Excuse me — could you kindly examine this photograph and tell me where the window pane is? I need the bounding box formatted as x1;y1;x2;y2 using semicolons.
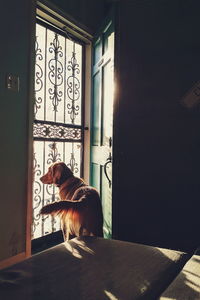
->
35;23;45;120
94;38;102;65
35;23;83;125
102;60;114;146
33;20;84;240
32;140;82;239
65;40;82;125
92;71;100;146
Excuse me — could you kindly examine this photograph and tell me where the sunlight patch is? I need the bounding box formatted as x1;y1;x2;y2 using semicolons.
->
104;290;119;300
159;297;175;300
64;239;94;259
64;242;83;259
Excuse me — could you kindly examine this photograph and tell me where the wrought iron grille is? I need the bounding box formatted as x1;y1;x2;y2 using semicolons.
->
32;20;84;240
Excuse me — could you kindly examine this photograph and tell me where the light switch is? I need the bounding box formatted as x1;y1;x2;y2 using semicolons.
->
6;74;19;92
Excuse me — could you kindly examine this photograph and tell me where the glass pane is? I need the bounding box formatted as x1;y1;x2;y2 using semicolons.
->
45;30;64;122
94;38;102;65
65;40;82;125
104;25;114;55
33;21;84;240
92;71;100;146
32;140;81;239
35;23;46;120
34;23;83;126
102;60;114;146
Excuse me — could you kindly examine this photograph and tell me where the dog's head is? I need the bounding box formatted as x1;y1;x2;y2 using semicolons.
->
40;162;73;186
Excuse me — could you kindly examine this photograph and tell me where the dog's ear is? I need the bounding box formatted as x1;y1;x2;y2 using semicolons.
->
52;163;63;185
52;162;73;185
59;163;73;183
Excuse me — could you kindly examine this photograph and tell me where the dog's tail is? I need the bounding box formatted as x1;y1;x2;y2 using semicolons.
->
40;200;84;216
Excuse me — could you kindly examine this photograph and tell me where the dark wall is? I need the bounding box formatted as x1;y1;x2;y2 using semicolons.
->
113;0;200;252
0;0;34;261
50;0;107;33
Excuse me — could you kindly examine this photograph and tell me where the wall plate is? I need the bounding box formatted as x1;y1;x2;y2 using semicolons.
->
6;74;19;92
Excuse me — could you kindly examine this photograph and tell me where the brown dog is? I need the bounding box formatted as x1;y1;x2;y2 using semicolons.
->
40;162;103;241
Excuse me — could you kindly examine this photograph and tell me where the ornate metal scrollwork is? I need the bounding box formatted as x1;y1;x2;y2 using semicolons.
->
33;122;82;141
47;142;61;164
67;148;79;174
34;36;43;117
32;153;42;235
45;142;61;198
32;22;83;240
48;33;63;112
67;43;80;124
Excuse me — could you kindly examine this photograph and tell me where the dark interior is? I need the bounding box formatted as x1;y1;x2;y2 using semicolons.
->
1;0;200;264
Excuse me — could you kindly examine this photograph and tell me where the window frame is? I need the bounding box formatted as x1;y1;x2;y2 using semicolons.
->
29;0;93;254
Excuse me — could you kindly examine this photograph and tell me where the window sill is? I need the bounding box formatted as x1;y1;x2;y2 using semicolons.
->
31;230;64;254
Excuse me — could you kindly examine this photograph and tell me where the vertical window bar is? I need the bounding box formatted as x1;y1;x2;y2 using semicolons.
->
42;140;45;237
72;42;75;124
63;142;65;163
80;43;85;177
44;27;47;121
64;37;66;124
54;33;58;123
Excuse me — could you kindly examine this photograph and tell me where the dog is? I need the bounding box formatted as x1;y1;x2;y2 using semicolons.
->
40;162;103;241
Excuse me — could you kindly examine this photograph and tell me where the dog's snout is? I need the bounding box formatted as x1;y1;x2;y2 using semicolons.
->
39;172;53;184
40;174;48;183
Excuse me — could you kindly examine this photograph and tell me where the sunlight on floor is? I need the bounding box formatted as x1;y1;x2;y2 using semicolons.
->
64;239;95;259
183;256;200;293
185;279;200;293
104;290;119;300
160;297;175;300
64;242;83;259
158;248;184;260
139;279;150;294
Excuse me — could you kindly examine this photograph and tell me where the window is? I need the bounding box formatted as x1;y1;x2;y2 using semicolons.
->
32;18;85;240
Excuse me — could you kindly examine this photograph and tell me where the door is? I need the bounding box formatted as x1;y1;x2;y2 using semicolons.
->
90;20;115;238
